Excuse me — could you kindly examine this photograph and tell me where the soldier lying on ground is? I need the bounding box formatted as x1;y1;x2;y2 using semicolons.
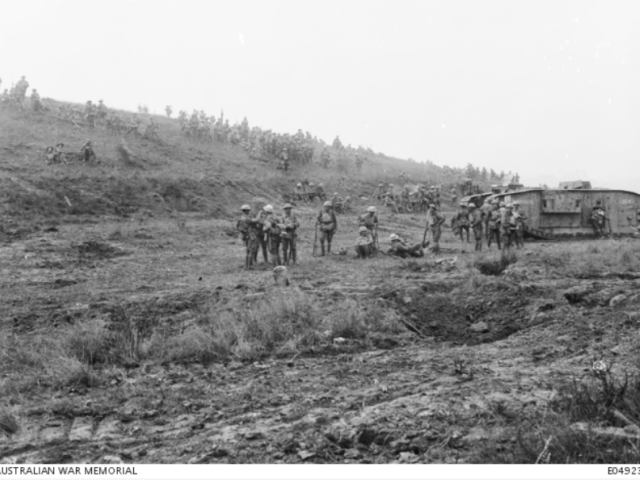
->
386;234;426;258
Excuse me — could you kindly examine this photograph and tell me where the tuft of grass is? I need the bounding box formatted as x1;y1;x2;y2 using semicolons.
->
475;363;640;463
0;408;20;436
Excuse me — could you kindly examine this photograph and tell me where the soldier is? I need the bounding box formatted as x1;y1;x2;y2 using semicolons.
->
80;140;96;162
374;183;384;202
126;114;141;136
96;100;107;123
236;205;258;268
44;146;55;164
426;204;446;253
387;233;425;258
31;89;42;112
253;205;272;264
316;201;337;256
294;182;304;202
453;202;470;243
450;186;458;207
331;192;344;213
280;147;289;173
146;117;159;140
280;204;299;265
355;154;363;172
486;200;502;250
263;206;283;267
315;183;326;201
500;203;515;250
85;101;96;128
359;206;379;248
355;226;375;259
468;204;484;252
513;201;527;249
591;204;607;238
165;105;173;118
54;143;66;164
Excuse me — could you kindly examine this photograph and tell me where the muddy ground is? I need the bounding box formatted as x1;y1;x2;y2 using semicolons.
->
1;205;640;464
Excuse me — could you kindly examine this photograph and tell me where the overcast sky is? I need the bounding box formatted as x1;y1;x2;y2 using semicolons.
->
1;0;638;190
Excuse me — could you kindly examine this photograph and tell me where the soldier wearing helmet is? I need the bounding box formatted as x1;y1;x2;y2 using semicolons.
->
355;226;375;259
359;206;379;244
331;192;344;213
280;204;300;265
453;201;470;243
426;204;446;253
262;205;284;267
512;201;527;249
294;182;304;201
237;204;260;269
486;200;502;250
314;182;326;201
252;205;273;264
386;233;425;258
316;201;338;256
468;203;484;251
500;203;516;250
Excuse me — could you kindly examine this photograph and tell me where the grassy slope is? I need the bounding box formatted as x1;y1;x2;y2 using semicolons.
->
0;101;467;225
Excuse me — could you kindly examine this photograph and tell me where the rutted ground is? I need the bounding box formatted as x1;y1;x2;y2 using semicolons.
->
2;207;640;464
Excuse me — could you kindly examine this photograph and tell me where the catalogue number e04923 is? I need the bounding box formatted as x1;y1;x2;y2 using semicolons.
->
609;466;640;475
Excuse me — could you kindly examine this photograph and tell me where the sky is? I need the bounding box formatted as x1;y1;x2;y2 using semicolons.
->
1;0;638;190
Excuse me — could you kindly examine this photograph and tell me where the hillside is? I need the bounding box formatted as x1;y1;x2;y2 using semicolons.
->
0;100;479;228
2;99;640;466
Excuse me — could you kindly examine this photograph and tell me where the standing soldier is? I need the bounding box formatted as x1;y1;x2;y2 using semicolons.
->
590;202;607;238
331;192;344;213
321;148;331;169
253;205;272;264
513;201;526;248
450;186;458;207
426;204;446;253
355;226;375;259
486;200;502;250
355;154;363;172
264;207;283;267
359;206;379;249
85;101;96;128
80;140;96;162
165;105;173;118
453;202;470;243
237;205;257;268
30;89;42;112
468;204;484;252
96;100;108;124
500;203;515;250
316;201;337;256
280;204;299;265
280;147;290;173
294;182;304;202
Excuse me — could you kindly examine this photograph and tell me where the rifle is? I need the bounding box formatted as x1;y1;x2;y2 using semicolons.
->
312;223;318;256
374;225;379;250
422;220;430;246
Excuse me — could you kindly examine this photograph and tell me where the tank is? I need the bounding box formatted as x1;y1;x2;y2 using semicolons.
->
462;188;640;239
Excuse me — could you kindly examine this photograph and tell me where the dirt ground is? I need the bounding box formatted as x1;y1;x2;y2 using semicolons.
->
2;205;640;464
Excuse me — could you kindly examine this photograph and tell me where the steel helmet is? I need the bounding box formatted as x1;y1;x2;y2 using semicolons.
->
459;201;467;206
468;203;476;209
513;201;520;206
429;204;436;208
506;203;513;208
241;204;251;211
499;202;506;207
367;206;376;213
389;234;400;241
323;201;332;207
359;226;368;233
297;182;302;187
283;203;292;209
264;205;274;213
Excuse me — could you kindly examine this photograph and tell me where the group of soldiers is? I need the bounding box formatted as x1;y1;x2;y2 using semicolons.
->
44;140;96;165
0;76;43;112
235;200;454;270
236;203;300;269
450;199;527;252
292;180;326;203
373;183;443;214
